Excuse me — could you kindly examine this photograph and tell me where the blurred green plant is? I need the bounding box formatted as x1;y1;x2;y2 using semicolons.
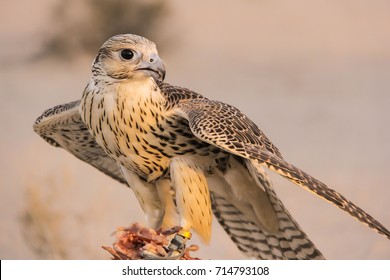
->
43;0;168;58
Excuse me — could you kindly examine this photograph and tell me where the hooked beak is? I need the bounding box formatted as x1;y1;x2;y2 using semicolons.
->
135;57;166;81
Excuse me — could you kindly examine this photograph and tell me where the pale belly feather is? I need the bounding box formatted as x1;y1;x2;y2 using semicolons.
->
83;81;223;183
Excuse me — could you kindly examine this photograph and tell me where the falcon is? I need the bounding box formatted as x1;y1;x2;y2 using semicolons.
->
33;34;390;259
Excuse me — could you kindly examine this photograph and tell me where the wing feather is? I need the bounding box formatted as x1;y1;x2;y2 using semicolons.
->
33;101;126;184
35;101;308;258
160;82;390;240
211;157;324;259
33;101;322;259
211;192;324;259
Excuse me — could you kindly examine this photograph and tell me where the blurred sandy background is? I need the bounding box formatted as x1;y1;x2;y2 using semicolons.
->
1;0;389;259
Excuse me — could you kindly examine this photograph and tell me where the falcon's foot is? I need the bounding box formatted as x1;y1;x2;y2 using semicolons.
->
143;228;193;260
102;223;199;260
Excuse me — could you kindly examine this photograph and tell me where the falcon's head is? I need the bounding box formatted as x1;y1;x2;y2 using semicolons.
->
92;34;166;82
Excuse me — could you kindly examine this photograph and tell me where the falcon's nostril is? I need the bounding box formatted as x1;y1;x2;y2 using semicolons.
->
150;58;154;63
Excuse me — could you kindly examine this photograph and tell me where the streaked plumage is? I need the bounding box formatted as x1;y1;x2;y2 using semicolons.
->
33;34;390;259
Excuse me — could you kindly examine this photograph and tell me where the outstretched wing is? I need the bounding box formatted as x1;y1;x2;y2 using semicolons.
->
33;101;126;184
160;82;390;240
36;101;321;259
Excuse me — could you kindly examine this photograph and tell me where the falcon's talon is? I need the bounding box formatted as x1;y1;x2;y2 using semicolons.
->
142;229;192;260
140;227;192;260
166;229;192;257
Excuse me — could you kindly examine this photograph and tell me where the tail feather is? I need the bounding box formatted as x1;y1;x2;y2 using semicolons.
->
210;158;324;259
211;190;324;259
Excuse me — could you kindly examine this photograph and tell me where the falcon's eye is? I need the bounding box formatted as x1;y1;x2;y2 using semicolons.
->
120;49;134;60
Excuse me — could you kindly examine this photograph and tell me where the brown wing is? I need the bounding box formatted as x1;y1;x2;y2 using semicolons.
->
161;82;390;240
35;100;323;259
33;100;126;184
